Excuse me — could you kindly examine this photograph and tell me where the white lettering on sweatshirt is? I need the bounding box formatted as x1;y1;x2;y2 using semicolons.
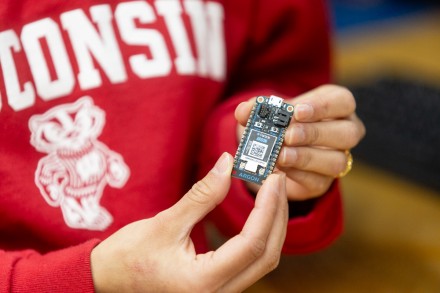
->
0;0;226;112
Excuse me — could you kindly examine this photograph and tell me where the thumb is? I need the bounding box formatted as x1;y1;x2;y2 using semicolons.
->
234;98;255;126
165;152;233;235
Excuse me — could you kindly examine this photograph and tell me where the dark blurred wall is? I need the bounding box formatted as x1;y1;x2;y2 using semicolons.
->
329;0;440;191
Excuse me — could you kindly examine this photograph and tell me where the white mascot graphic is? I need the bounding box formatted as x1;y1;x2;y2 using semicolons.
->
29;97;130;231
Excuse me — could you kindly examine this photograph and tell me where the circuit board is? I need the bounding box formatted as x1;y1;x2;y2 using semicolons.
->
232;95;294;185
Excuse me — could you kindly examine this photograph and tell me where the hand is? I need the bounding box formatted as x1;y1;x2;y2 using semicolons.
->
91;153;288;292
235;85;366;201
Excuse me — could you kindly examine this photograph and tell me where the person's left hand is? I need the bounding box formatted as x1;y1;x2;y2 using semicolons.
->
235;85;366;201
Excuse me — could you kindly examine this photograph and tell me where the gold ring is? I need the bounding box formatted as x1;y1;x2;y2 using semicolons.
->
337;150;353;178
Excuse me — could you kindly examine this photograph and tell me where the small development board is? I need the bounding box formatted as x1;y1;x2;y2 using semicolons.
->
232;95;294;185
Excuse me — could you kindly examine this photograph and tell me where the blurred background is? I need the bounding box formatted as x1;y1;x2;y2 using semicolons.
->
246;0;440;291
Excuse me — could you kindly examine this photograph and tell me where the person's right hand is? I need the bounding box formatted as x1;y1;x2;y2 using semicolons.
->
91;152;288;293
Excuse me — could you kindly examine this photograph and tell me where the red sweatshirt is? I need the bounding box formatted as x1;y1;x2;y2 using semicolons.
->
0;0;341;291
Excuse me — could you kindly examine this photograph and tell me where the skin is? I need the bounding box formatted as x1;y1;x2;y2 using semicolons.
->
91;153;288;292
235;84;366;200
90;84;365;292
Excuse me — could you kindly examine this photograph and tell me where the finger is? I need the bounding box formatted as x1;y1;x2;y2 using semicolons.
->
236;124;245;146
284;117;364;149
289;85;356;122
200;174;284;289
278;146;349;177
279;168;333;200
234;98;255;126
162;152;233;236
218;174;288;293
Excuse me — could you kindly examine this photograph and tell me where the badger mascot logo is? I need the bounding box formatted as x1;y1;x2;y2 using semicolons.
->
29;97;130;231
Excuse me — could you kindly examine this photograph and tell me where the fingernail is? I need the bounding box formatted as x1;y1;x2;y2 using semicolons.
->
296;125;305;142
213;152;231;174
279;173;286;198
286;125;305;144
295;104;313;121
279;173;286;190
281;147;297;166
270;173;285;196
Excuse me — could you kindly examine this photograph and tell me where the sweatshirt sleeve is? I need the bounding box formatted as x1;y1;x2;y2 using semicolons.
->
198;0;342;254
0;239;100;292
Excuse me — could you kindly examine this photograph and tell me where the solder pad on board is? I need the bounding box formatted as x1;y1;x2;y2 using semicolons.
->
232;95;294;185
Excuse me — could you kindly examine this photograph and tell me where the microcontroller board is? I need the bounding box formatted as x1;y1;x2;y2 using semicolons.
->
232;95;294;185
